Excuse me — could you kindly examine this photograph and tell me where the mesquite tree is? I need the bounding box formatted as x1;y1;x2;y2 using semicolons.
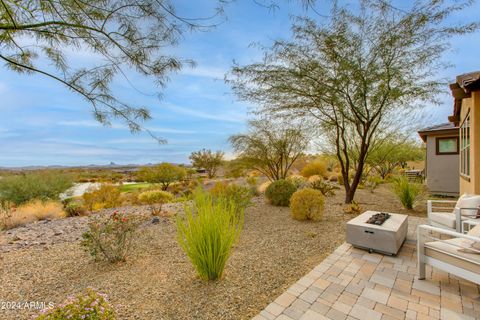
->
229;0;478;203
229;119;309;181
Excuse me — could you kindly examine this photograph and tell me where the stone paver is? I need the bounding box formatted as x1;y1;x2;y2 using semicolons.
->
254;217;480;320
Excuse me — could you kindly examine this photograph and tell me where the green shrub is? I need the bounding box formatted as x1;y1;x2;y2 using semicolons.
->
36;288;115;320
301;160;327;178
391;176;423;209
0;172;73;206
82;185;121;212
64;202;87;217
290;188;325;221
265;179;296;206
81;211;141;262
176;189;243;281
137;190;173;215
246;176;257;187
210;182;253;214
287;175;308;189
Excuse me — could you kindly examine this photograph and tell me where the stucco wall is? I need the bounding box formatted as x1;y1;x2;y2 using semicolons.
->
459;91;480;195
426;134;459;195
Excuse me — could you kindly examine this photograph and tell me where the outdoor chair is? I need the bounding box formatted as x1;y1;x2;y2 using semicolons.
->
417;224;480;285
427;194;480;233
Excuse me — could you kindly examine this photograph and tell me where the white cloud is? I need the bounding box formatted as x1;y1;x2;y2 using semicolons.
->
146;126;197;134
57;120;103;127
164;104;246;123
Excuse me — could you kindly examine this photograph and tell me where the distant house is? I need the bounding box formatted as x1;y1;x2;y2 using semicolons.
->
418;122;459;196
449;71;480;195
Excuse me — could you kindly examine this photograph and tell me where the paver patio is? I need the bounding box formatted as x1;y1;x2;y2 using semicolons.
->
254;217;480;320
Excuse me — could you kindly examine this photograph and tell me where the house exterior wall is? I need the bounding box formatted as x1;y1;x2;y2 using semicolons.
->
426;134;459;195
459;91;480;195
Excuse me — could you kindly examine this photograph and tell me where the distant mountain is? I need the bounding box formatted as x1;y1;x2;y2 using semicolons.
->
0;162;189;171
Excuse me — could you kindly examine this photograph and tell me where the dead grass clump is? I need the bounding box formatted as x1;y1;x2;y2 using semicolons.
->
2;200;65;229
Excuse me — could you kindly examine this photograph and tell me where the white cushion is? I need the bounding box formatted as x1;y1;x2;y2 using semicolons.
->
456;194;480;217
429;212;456;229
460;225;480;254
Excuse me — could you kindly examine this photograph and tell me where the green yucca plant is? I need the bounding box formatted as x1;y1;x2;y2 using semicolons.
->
391;176;423;210
176;188;244;281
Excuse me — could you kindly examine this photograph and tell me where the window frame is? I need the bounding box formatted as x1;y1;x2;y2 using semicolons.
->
460;110;471;179
435;136;459;155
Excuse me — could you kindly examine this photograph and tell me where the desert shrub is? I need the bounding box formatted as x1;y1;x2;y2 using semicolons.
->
82;185;121;212
287;175;308;189
246;176;257;187
301;160;327;178
290;188;325;221
137;190;173;215
210;182;253;214
119;191;141;206
343;201;362;214
1;200;65;229
265;179;296;206
176;190;243;280
36;288;115;320
64;202;87;217
309;178;338;196
391;176;423;209
0;172;73;206
81;211;141;262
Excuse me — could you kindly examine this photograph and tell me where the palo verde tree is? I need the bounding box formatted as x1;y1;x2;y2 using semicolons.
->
229;0;478;203
229;119;309;181
189;149;225;178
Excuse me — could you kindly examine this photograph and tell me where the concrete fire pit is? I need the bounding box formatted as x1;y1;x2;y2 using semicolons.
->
346;211;408;255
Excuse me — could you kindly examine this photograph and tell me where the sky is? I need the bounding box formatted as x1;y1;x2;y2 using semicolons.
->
1;0;480;167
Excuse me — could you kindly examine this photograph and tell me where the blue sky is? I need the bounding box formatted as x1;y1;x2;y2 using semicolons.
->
1;0;479;167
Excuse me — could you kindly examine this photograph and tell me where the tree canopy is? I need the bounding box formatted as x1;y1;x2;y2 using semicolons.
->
229;119;309;181
229;0;478;202
137;163;186;190
189;149;225;178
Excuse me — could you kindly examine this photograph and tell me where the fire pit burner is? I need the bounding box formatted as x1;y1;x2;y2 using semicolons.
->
366;212;391;226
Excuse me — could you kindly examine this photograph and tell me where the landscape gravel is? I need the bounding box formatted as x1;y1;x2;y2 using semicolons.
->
0;185;425;320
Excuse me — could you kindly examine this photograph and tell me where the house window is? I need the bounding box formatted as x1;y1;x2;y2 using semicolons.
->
436;137;458;155
460;112;470;177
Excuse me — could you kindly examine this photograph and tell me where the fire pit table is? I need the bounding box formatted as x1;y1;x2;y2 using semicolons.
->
346;211;408;255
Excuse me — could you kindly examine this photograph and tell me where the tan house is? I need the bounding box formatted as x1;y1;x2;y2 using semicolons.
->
449;71;480;195
418;123;459;196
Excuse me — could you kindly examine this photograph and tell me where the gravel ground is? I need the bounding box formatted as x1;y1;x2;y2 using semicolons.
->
0;184;426;320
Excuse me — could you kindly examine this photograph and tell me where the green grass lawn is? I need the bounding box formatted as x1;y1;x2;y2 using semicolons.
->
119;183;153;193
